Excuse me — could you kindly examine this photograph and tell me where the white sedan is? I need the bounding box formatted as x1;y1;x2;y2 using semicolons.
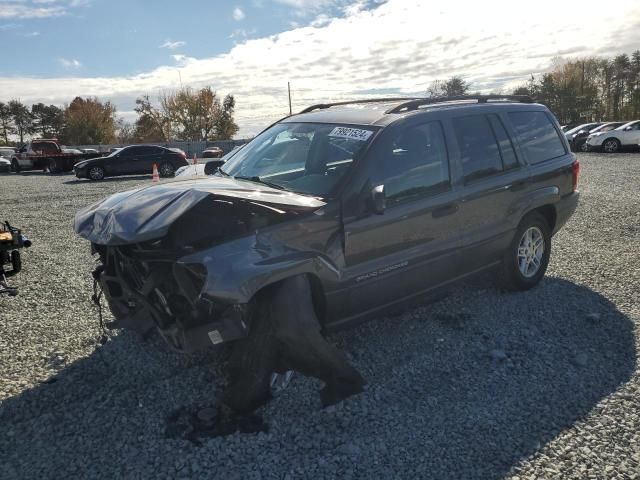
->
585;120;640;153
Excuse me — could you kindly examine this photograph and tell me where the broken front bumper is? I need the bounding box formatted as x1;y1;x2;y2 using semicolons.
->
94;244;250;353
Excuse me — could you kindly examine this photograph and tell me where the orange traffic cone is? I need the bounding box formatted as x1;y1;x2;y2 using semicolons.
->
152;163;160;183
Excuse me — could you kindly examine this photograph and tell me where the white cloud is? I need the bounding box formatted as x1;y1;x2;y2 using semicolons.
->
275;0;334;8
0;4;66;19
310;14;331;27
160;40;186;50
232;6;245;20
0;0;91;19
59;58;82;68
1;0;640;137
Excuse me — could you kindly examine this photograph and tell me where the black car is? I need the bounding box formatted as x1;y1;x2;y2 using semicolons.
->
73;145;188;180
75;95;579;412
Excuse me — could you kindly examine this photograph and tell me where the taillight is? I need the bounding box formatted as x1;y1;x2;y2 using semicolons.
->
572;159;580;192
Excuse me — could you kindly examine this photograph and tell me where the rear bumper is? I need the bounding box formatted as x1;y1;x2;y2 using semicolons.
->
553;191;579;234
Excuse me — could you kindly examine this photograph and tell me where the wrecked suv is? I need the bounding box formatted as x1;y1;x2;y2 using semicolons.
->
75;95;579;411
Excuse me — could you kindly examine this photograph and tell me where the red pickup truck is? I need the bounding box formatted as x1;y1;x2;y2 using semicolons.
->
11;139;102;174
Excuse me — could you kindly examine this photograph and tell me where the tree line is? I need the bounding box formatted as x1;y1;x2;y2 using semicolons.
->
427;50;640;126
0;86;239;147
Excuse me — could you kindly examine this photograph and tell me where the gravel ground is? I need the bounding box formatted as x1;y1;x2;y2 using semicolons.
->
1;154;639;479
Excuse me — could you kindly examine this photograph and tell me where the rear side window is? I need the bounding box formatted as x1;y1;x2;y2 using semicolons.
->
508;111;566;164
487;114;518;170
452;115;502;182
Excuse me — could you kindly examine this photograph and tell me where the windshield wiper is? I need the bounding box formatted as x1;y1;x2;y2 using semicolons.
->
234;175;286;190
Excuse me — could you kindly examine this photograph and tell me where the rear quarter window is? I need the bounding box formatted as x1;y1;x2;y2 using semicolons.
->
508;111;566;164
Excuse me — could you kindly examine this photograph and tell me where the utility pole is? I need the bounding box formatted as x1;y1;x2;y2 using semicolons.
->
288;82;292;116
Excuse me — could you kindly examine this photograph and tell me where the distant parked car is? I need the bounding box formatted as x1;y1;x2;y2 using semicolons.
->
578;122;626;151
0;158;10;173
73;145;188;180
0;146;15;160
585;120;640;152
81;148;99;154
62;147;84;155
202;147;223;158
564;123;601;151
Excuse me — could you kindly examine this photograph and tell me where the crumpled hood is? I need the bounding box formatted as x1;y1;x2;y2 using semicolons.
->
74;176;326;246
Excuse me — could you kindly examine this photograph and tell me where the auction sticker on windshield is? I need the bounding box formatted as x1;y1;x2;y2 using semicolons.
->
328;127;374;141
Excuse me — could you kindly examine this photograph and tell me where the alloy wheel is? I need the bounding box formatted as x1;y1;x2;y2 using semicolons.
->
160;163;175;177
517;226;545;278
603;139;619;153
89;166;104;180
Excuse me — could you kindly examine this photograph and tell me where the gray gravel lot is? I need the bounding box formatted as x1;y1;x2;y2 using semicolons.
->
1;154;639;479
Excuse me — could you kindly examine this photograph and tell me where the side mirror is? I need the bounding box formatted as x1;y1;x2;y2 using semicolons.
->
578;130;586;134
370;185;386;215
625;126;632;131
204;160;224;175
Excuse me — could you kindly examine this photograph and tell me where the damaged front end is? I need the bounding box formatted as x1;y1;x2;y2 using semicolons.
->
92;242;250;352
76;178;325;353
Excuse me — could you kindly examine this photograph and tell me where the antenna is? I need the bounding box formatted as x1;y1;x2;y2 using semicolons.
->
288;82;292;116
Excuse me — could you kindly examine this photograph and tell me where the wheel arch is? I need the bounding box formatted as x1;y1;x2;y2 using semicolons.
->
526;204;557;232
247;272;328;325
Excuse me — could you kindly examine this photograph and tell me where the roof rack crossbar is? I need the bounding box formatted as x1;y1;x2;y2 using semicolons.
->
385;95;534;114
299;97;423;114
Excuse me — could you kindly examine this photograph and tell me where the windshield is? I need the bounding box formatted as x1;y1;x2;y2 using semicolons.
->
220;122;377;196
616;121;638;130
565;124;593;135
592;123;622;133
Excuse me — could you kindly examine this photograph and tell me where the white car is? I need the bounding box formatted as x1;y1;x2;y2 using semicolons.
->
585;120;640;153
0;146;15;160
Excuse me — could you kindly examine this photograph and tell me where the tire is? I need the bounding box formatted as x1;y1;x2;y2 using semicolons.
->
159;162;176;178
602;138;621;153
499;212;551;291
47;158;61;174
11;159;21;173
88;165;105;181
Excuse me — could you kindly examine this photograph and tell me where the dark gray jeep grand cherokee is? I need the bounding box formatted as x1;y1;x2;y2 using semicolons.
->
75;95;579;412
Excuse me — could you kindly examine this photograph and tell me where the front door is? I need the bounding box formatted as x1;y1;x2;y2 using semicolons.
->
340;119;462;321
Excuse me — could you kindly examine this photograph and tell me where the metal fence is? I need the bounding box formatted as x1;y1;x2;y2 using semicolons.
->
71;139;252;158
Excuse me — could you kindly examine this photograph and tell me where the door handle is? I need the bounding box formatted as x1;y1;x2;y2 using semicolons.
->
509;180;529;192
432;203;458;218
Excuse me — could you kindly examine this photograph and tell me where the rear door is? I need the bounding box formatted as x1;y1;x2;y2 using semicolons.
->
116;146;148;175
340;119;462;319
142;146;164;173
449;112;526;273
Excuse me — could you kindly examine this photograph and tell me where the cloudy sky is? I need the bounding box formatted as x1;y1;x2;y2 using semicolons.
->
1;0;639;137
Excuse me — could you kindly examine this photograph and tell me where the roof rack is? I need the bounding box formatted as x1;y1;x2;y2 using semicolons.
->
385;95;534;114
299;97;423;114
